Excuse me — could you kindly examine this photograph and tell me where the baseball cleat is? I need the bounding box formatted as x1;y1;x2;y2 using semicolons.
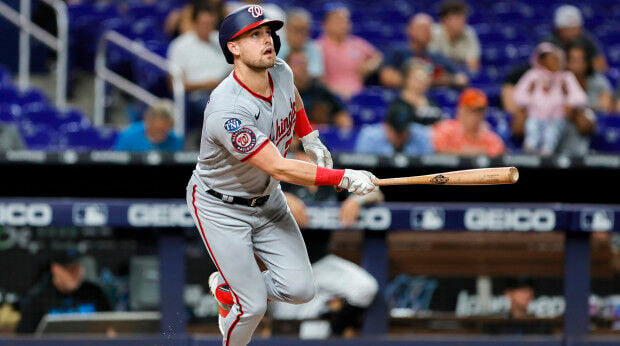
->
209;272;234;318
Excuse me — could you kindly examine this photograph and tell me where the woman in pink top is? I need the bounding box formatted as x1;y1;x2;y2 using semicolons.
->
513;42;588;155
317;4;383;100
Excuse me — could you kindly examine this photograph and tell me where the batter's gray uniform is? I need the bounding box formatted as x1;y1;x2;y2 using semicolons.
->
186;58;315;346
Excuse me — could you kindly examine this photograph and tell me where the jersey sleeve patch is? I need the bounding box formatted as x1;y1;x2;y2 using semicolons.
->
224;118;242;132
231;127;257;153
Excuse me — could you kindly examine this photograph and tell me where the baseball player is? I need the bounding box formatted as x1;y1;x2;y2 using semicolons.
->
185;5;377;346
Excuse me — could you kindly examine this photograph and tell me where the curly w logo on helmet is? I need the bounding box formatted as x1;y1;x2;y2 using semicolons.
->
247;5;263;18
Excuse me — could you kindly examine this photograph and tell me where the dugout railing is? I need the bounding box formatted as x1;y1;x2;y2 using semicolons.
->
0;199;619;345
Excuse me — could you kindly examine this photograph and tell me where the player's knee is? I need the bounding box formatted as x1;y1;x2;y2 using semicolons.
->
348;275;379;308
284;280;315;304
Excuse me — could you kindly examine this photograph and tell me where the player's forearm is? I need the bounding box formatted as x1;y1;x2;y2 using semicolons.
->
271;158;343;186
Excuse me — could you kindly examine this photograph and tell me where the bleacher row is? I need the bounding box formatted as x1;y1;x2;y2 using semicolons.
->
1;0;620;152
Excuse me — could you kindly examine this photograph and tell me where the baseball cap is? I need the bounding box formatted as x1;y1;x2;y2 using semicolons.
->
51;247;81;265
385;108;414;133
458;88;488;109
554;5;582;28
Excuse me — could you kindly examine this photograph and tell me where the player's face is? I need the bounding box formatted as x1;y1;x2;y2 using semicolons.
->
234;25;276;69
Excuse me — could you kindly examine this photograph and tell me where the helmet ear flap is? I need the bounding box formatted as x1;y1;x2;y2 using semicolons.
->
272;33;281;56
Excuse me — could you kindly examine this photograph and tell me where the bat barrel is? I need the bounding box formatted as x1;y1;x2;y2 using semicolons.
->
372;167;519;186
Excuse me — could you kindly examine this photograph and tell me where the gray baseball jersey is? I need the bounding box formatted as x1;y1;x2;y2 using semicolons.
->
194;57;297;197
187;57;315;346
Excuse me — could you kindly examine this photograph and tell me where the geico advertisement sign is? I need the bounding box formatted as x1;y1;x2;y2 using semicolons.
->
0;203;52;226
306;207;391;230
128;204;194;227
464;208;556;231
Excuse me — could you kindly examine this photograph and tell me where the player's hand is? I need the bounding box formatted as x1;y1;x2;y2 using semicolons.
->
337;169;377;195
300;130;333;169
339;197;361;227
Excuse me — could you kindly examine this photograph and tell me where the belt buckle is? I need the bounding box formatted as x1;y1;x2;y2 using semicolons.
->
250;198;257;207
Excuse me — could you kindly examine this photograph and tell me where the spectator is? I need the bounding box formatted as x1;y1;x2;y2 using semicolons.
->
513;43;588;155
114;101;183;152
380;13;468;88
317;3;383;100
566;44;613;113
355;102;434;155
226;0;285;21
502;63;597;155
433;88;505;157
616;89;620;114
429;0;481;73
288;52;352;130
278;8;325;79
544;5;607;73
0;124;25;150
16;249;111;333
385;59;445;126
167;4;230;133
272;149;380;336
164;0;227;39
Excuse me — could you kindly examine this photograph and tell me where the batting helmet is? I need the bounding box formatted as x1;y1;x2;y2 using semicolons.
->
219;5;284;64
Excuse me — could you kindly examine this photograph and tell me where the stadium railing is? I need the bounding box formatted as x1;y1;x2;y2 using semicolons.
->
94;30;185;137
0;0;68;109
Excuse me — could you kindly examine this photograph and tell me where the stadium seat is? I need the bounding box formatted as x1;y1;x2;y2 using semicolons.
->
18;122;59;150
591;114;620;152
60;123;118;150
20;89;49;105
319;126;359;153
0;104;21;123
0;86;19;104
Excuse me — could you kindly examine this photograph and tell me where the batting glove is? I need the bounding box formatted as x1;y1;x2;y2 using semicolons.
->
338;169;377;195
300;130;333;169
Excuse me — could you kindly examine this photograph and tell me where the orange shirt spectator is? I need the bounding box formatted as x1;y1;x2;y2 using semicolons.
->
317;4;382;100
433;88;505;157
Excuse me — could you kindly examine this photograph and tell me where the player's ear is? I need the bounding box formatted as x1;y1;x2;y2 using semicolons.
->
227;41;240;58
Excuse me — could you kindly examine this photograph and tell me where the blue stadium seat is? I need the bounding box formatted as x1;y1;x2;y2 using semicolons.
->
591;115;620;153
0;104;21;123
20;89;49;105
348;88;389;125
60;123;118;150
18;122;59;150
428;88;459;108
0;86;19;105
319;126;359;153
23;104;65;130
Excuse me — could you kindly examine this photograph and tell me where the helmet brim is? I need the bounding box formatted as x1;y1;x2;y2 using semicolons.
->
229;19;284;41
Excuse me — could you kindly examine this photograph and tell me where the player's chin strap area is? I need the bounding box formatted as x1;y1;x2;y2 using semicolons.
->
206;189;270;207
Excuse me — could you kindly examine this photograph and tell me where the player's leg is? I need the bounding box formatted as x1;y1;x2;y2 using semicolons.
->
187;182;267;346
312;254;378;309
252;190;316;305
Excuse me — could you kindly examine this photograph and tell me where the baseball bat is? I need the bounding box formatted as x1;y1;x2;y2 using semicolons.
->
372;167;519;186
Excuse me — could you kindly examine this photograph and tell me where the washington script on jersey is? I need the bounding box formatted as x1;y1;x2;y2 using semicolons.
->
272;99;296;146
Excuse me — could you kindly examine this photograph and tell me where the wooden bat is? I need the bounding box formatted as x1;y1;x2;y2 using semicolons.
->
372;167;519;186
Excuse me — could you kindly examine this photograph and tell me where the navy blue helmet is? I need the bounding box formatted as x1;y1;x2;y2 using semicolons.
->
219;5;284;64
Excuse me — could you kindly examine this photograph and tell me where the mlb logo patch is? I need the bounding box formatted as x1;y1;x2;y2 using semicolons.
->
224;118;242;132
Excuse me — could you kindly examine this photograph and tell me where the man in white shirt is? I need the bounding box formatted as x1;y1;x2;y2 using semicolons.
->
168;4;231;139
429;0;481;73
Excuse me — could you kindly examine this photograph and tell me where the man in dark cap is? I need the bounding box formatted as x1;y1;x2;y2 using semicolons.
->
354;104;434;155
16;249;111;333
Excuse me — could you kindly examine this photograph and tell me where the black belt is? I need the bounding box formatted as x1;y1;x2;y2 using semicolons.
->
206;189;270;207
